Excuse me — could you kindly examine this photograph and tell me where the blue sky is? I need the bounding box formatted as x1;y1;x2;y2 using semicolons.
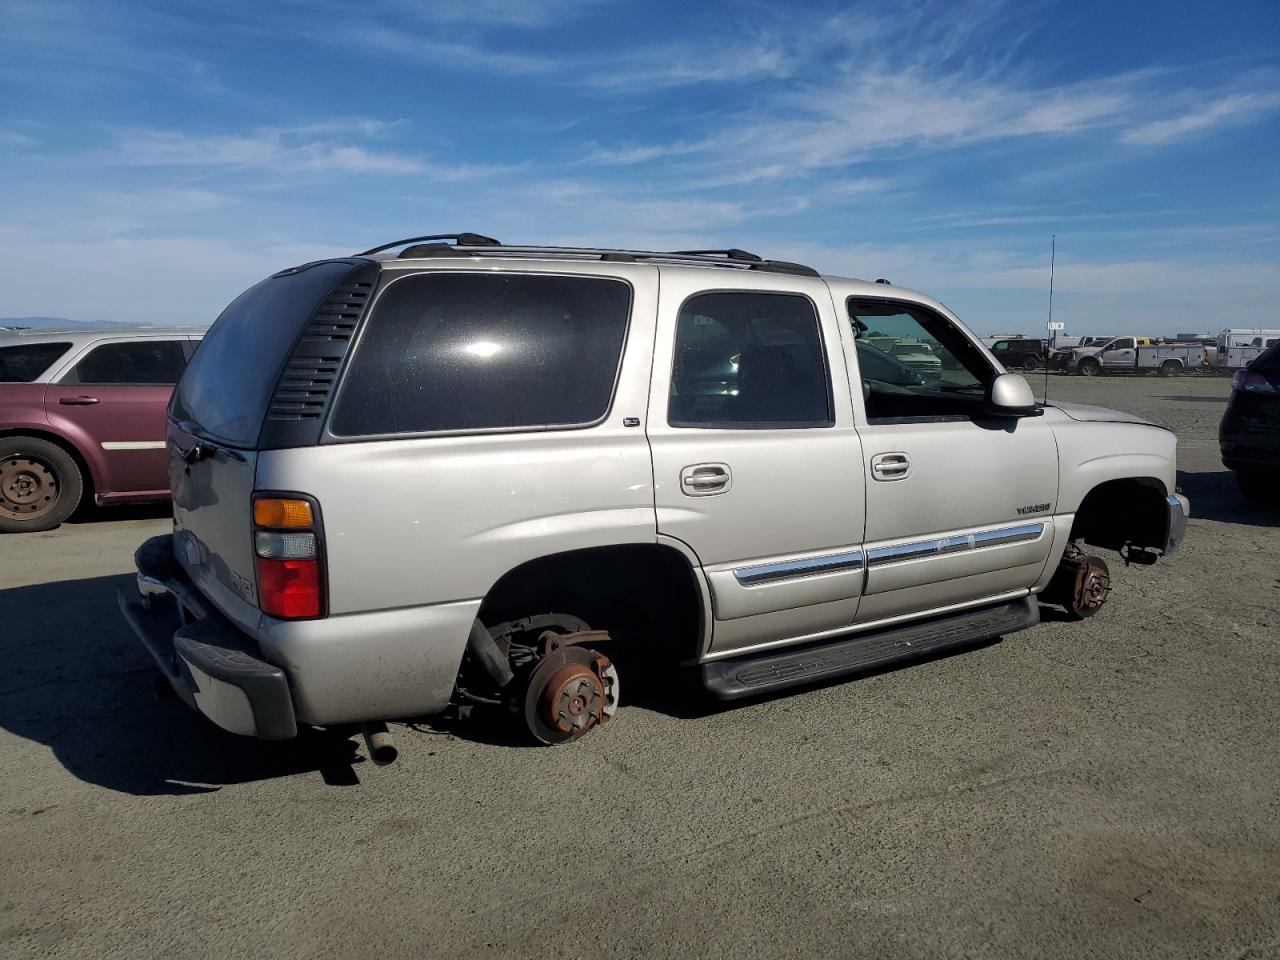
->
2;0;1278;335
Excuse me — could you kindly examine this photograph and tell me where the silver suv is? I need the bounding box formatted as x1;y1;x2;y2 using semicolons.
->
120;235;1188;750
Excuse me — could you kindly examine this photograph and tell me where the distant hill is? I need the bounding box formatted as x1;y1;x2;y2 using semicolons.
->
0;317;124;330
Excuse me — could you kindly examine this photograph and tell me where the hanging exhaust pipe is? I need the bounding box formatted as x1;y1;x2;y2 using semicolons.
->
361;721;398;765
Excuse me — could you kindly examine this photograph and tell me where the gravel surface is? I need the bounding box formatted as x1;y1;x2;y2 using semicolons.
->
1;374;1277;960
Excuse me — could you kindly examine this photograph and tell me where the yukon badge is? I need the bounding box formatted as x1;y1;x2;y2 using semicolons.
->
1016;502;1050;516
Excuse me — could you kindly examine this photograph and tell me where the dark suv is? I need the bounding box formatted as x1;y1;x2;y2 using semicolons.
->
1220;342;1280;502
988;338;1046;372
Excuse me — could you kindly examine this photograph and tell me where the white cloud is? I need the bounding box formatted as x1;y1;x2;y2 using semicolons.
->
580;142;698;165
0;131;38;147
368;0;606;28
99;124;509;180
1121;91;1280;145
326;24;558;75
587;43;794;89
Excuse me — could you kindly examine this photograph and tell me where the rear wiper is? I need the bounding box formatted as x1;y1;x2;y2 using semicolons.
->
172;422;246;463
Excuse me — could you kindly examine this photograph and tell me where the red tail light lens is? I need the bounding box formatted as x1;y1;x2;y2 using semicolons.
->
1233;370;1276;392
252;493;325;619
256;557;322;619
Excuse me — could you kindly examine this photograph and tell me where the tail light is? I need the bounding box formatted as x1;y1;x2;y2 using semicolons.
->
1232;369;1277;392
252;494;325;619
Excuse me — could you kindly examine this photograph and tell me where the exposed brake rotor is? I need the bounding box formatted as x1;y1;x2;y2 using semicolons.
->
1047;544;1111;619
522;642;619;746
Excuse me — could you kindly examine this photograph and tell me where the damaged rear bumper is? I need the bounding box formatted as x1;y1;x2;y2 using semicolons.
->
118;534;297;740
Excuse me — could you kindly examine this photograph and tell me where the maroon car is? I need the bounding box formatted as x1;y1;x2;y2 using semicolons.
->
0;328;203;532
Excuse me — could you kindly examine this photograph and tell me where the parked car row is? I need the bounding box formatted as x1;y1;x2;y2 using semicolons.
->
1049;337;1206;377
0;329;202;531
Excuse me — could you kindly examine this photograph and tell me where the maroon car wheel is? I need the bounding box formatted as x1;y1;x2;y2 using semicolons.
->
0;437;84;533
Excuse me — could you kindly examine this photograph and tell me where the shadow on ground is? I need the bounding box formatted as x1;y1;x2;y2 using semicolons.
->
0;573;366;795
69;502;172;525
1;570;1016;772
1176;469;1280;527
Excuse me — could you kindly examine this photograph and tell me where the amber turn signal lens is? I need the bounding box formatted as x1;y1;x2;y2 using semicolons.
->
253;497;314;529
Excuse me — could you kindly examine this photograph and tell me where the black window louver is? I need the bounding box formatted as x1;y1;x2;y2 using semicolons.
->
266;277;373;423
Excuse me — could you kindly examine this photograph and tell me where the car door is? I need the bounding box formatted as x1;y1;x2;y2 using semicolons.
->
838;290;1060;624
1102;337;1136;369
647;269;866;658
45;337;188;496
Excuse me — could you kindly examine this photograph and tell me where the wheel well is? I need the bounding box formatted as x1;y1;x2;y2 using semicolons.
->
1071;477;1167;551
0;428;96;501
477;544;705;666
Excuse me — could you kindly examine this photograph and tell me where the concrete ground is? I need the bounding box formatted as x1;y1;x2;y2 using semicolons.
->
1;374;1277;960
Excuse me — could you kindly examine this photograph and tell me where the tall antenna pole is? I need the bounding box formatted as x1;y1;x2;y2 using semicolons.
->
1044;234;1055;403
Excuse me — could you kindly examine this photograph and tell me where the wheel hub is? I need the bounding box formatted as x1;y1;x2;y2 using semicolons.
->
0;457;58;519
521;644;619;745
543;663;606;737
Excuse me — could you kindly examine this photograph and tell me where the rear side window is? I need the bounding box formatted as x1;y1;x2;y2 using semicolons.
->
172;261;364;447
330;273;631;437
62;340;186;385
668;292;832;428
0;342;71;382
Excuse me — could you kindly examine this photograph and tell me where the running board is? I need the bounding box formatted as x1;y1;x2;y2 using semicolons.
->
700;596;1039;701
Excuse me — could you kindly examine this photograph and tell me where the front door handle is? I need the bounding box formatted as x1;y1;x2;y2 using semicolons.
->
680;463;732;496
871;452;911;481
58;395;100;405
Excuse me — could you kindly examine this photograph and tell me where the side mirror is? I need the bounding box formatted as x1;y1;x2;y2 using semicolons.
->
985;372;1040;417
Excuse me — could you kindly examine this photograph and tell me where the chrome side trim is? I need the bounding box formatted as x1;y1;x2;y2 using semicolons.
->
734;549;865;586
867;521;1045;568
972;522;1046;547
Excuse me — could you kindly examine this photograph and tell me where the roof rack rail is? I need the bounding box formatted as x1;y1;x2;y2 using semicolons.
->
376;239;821;278
355;233;500;256
670;248;763;262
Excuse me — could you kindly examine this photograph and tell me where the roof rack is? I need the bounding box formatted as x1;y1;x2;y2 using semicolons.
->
355;234;820;278
356;233;500;256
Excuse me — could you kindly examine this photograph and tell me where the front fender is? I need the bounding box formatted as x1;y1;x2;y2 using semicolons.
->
1054;420;1177;513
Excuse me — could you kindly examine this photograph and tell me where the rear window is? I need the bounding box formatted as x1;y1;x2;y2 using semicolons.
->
329;273;631;437
0;341;71;382
1254;342;1280;370
171;261;362;447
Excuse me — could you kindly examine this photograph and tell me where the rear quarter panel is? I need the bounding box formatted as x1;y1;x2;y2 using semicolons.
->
254;263;661;616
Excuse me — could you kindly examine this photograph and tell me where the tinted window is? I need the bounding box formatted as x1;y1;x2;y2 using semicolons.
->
62;340;186;385
849;298;992;421
0;342;72;382
172;261;362;447
331;273;631;436
668;292;832;428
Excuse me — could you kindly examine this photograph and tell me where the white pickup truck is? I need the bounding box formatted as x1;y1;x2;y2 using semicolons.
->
1056;337;1205;377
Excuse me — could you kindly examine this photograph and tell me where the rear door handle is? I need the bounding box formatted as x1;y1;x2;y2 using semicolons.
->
58;395;100;405
871;452;911;481
680;463;732;496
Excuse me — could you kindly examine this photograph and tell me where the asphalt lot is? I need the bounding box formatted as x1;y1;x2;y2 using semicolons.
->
2;373;1278;960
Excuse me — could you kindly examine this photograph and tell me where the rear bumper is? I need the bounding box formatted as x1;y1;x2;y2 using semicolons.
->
1163;494;1189;556
1220;421;1280;470
119;535;297;739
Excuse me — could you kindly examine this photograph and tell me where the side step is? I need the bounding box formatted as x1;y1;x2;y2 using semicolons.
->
700;596;1039;701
